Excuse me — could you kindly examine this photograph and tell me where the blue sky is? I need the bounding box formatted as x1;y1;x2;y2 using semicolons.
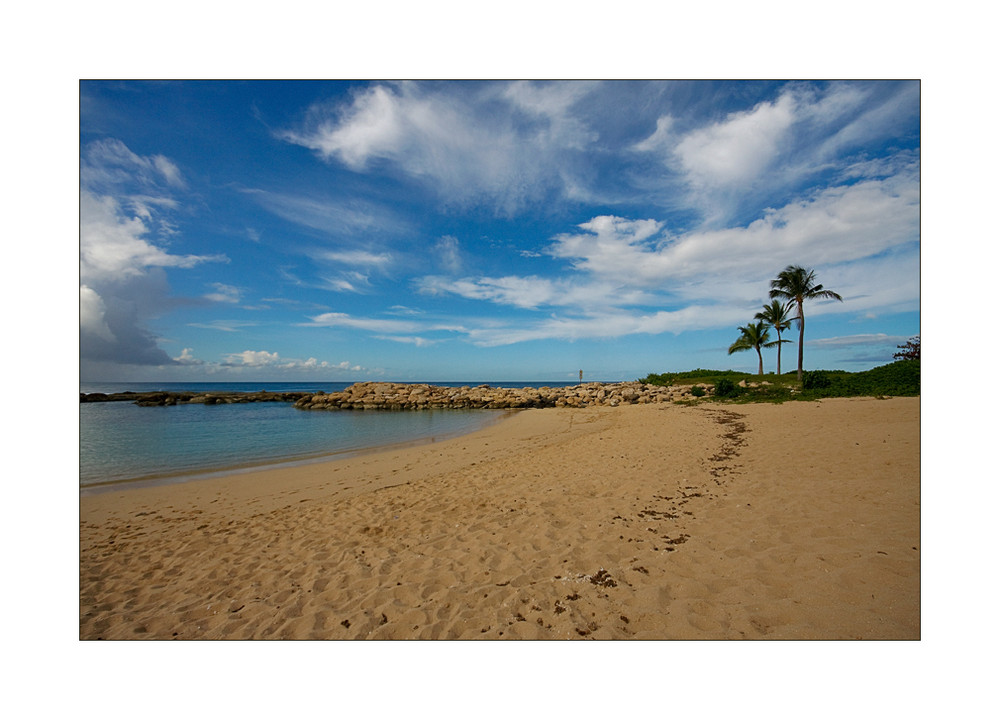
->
79;80;919;382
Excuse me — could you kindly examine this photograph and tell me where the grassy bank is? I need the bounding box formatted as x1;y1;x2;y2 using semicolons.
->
639;359;919;403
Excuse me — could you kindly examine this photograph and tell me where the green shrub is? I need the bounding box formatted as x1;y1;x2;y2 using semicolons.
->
713;377;742;398
738;385;794;403
641;360;918;402
802;370;832;390
690;385;706;397
797;360;919;399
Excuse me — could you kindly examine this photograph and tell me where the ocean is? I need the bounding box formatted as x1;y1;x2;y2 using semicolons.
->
79;381;579;491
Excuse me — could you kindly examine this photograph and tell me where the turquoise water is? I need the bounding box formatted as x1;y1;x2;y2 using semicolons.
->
79;381;580;491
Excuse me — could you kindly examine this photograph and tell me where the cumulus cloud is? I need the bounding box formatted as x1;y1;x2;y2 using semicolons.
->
224;350;282;366
186;349;368;374
545;170;918;301
80;139;227;367
80;285;114;343
174;348;203;365
80;192;221;284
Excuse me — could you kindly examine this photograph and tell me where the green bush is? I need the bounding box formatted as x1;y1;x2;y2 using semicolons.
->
798;360;919;399
802;370;832;390
640;360;918;402
690;385;706;397
738;385;794;403
713;377;743;398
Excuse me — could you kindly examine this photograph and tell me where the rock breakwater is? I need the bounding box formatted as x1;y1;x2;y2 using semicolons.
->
293;381;712;411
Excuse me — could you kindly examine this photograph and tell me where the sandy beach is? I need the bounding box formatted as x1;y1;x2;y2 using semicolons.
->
79;396;919;640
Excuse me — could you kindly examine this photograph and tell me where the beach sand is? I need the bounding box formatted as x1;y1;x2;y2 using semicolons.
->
79;396;919;640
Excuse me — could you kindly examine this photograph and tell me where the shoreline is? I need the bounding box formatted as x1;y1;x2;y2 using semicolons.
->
80;408;518;496
81;397;919;640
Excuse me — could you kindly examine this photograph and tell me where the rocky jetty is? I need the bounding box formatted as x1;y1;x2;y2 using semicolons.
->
80;391;312;406
293;381;712;411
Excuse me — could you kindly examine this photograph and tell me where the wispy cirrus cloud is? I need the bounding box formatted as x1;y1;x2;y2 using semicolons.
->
242;188;409;238
632;81;920;227
281;81;604;215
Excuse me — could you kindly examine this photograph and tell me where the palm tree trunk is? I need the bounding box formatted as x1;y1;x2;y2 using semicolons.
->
776;330;782;375
797;302;805;381
756;347;763;375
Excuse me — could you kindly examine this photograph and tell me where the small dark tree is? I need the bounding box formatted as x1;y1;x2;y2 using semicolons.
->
728;321;774;376
893;336;920;361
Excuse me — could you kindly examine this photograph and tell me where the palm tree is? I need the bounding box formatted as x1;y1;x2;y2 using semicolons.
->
768;265;843;382
754;299;794;375
728;321;774;376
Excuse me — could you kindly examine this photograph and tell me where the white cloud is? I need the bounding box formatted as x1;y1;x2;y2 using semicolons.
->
225;350;282;366
319;274;368;293
376;335;437;347
632;83;920;228
210;350;366;373
204;283;241;303
406;164;918;346
81;138;187;191
673;92;797;188
303;312;423;334
463;304;749;347
548;216;664;279
806;333;906;348
434;235;462;274
282;82;602;214
319;249;393;266
174;348;203;365
419;275;560;309
80;192;223;283
546;171;917;298
79;186;228;366
244;188;408;237
80;285;114;342
297;85;406;169
187;320;257;333
631;116;674;153
501;80;598;150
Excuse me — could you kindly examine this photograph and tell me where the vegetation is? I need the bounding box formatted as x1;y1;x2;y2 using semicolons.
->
727;321;776;375
639;368;774;387
638;359;919;403
640;262;914;403
768;265;844;381
754;299;794;375
894;336;920;361
713;377;742;398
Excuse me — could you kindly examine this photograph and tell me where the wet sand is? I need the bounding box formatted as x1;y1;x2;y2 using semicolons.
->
80;396;919;640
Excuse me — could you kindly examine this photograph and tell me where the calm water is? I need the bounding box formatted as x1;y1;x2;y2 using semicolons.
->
79;381;579;490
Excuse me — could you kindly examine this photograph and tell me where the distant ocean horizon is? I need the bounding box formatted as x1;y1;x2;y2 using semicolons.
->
79;380;584;492
80;380;589;394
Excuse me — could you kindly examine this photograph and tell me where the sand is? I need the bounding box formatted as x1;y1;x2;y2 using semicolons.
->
79;396;919;640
